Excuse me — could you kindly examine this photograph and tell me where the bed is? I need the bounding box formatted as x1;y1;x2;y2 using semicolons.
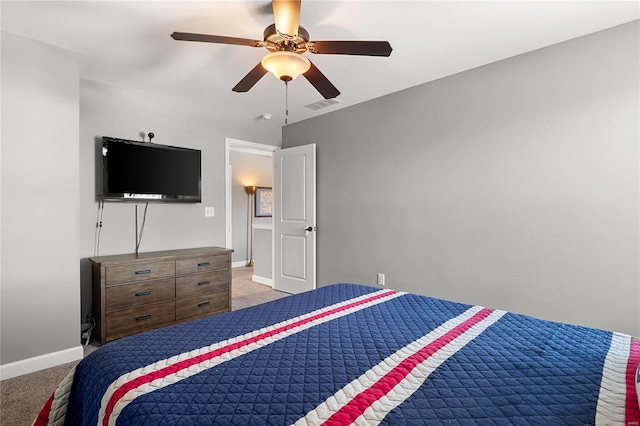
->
35;283;639;425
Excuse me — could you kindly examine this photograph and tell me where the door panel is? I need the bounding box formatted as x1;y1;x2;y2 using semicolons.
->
281;235;306;280
274;144;316;294
281;155;306;221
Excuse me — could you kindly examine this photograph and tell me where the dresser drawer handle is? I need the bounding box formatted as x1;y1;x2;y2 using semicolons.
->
135;269;151;275
197;262;211;267
197;301;210;308
135;290;151;297
197;281;211;286
135;314;151;321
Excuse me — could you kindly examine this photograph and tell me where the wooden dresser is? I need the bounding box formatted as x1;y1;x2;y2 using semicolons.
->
90;246;233;345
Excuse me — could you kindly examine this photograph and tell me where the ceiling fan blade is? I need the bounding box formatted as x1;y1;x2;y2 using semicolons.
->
303;61;340;99
272;0;301;37
171;32;263;48
232;63;268;93
307;40;392;57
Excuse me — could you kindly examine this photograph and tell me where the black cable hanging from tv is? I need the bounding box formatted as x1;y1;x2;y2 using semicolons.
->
93;200;105;257
134;203;149;255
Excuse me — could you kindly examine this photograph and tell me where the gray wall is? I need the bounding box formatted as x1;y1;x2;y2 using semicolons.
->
283;22;639;336
1;29;283;368
1;32;81;364
79;80;279;324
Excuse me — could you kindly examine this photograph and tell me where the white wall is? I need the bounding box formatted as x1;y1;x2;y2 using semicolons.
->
253;227;273;281
229;151;273;264
283;22;640;336
1;32;82;370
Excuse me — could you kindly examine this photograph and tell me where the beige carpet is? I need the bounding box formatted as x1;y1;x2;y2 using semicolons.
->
231;266;289;310
0;267;288;426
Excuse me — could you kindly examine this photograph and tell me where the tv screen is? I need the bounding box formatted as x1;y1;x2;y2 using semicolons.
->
101;137;201;203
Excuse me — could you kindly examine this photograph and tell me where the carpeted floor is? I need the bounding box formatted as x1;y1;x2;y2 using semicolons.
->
0;267;288;426
231;266;289;310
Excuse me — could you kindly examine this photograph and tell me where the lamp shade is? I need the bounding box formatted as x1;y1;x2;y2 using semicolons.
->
244;185;257;195
261;51;311;82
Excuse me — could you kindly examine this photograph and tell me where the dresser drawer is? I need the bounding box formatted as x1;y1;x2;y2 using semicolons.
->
91;247;232;345
176;271;228;298
176;291;229;322
106;278;175;311
106;261;175;285
106;301;175;340
176;255;227;275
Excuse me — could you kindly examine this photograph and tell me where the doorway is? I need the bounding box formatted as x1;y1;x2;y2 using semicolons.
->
225;138;278;285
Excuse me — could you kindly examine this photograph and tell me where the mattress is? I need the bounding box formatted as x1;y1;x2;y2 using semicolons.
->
35;283;640;425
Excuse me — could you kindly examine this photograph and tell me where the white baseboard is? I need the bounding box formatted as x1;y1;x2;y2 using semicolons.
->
0;345;83;381
232;261;249;268
252;275;273;287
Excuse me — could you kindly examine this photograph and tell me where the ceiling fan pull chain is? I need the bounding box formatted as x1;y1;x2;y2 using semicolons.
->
285;80;289;125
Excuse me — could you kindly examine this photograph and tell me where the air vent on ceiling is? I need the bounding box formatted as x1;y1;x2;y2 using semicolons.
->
304;98;340;111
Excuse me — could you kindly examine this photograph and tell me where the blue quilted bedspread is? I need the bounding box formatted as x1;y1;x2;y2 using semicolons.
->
36;284;639;425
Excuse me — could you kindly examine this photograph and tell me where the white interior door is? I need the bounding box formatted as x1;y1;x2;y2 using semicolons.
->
274;144;316;294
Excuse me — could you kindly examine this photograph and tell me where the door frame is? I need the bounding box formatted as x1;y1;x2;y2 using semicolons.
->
224;137;278;267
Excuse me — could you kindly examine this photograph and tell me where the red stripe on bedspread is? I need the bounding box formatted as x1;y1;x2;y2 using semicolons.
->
33;393;54;426
626;340;640;424
322;307;494;425
102;289;399;426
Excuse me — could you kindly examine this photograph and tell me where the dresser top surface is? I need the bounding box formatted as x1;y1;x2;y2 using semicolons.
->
90;246;233;266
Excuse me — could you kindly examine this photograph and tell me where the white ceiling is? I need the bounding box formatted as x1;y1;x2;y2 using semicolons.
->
2;1;638;126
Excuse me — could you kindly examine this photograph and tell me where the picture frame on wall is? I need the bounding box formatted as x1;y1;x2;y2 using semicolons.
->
255;187;273;217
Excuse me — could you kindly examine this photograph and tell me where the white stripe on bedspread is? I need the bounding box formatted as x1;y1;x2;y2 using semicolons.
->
32;366;76;426
295;306;505;425
99;289;405;426
596;332;631;424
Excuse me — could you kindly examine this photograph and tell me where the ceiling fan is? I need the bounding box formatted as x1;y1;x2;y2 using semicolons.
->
171;0;392;99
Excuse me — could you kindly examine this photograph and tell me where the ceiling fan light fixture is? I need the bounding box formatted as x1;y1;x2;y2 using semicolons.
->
261;51;310;82
272;0;301;38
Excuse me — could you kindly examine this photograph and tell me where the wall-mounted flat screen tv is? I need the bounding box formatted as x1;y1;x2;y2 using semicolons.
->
101;137;201;203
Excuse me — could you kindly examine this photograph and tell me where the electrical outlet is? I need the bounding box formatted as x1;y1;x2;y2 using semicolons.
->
377;273;385;286
204;207;215;217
